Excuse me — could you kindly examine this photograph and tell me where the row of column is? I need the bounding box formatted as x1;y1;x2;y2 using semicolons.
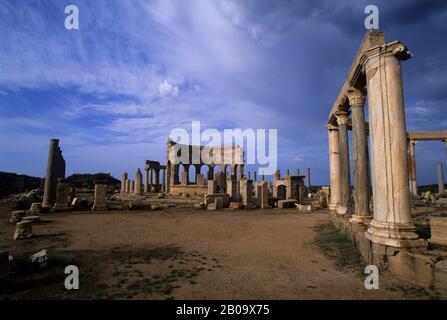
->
328;42;424;248
408;140;447;196
120;168;166;195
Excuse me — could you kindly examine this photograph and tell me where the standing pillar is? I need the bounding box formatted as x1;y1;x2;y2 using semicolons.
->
306;168;311;195
408;140;417;197
327;124;341;211
149;169;153;192
253;171;257;182
348;88;371;224
42;139;60;208
363;42;424;247
162;169;166;192
335;110;351;214
125;179;130;193
121;172;128;194
438;163;445;194
135;169;142;196
154;169;160;192
144;167;149;193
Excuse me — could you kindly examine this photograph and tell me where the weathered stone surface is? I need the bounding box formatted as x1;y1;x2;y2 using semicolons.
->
207;203;217;211
53;181;71;212
92;184;108;211
388;250;436;288
429;217;447;247
204;193;230;208
22;216;40;223
9;210;26;223
278;199;297;209
256;182;269;209
27;202;42;216
207;180;218;195
14;221;33;240
29;249;47;268
214;197;224;210
296;204;312;212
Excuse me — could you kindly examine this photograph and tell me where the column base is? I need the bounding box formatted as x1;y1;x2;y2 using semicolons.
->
336;206;347;215
92;204;108;211
349;214;371;224
329;203;339;211
365;220;426;248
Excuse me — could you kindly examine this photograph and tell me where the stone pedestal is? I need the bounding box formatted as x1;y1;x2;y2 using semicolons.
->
92;184;108;211
53;180;71;212
257;181;269;209
363;42;424;248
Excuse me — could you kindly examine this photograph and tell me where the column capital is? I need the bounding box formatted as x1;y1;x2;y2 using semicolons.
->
347;88;366;108
335;110;350;125
326;123;339;131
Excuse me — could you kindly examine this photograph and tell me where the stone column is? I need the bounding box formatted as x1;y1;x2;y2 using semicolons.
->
162;169;166;192
408;140;417;197
154;169;160;192
348;88;371;224
149;169;153;191
306;168;311;195
125;179;130;193
121;172;128;194
42;139;59;208
135;169;142;196
438;163;445;194
363;42;424;248
328;124;341;211
130;181;135;193
144;167;149;193
335;110;351;214
253;171;257;182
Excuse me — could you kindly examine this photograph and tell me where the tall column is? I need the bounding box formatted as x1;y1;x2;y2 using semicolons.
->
348;88;371;224
306;168;311;195
327;124;341;211
135;169;142;196
438;163;445;194
363;42;424;247
162;169;166;192
121;172;128;194
42;139;59;208
144;167;149;193
335;110;351;214
408;140;417;197
155;169;160;192
254;171;257;182
149;169;153;191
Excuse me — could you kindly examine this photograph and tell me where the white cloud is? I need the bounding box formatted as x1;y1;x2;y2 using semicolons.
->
158;80;179;97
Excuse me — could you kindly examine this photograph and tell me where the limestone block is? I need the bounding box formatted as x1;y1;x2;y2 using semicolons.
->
278;199;297;209
429;217;447;247
204;194;230;208
9;210;26;223
214;197;224;210
92;184;108;211
14;221;33;240
29;249;47;268
53;182;71;211
22;216;40;223
27;202;42;216
207;203;217;211
388;250;436;288
434;260;447;295
295;204;312;212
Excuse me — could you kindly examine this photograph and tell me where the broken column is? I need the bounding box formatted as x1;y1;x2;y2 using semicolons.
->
241;179;253;207
135;169;142;196
53;179;71;211
327;124;341;211
438;163;445;194
92;181;108;211
121;172;128;194
125;179;130;193
348;88;371;224
14;221;32;240
42;139;66;208
363;42;424;247
335;110;351;214
208;180;218;194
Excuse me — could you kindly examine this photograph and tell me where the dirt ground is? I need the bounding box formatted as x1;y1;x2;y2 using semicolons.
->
0;203;443;300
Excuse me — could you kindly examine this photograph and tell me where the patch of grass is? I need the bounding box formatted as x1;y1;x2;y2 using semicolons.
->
313;223;365;277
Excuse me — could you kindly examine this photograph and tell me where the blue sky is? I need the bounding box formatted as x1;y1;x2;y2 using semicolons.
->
0;0;446;185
